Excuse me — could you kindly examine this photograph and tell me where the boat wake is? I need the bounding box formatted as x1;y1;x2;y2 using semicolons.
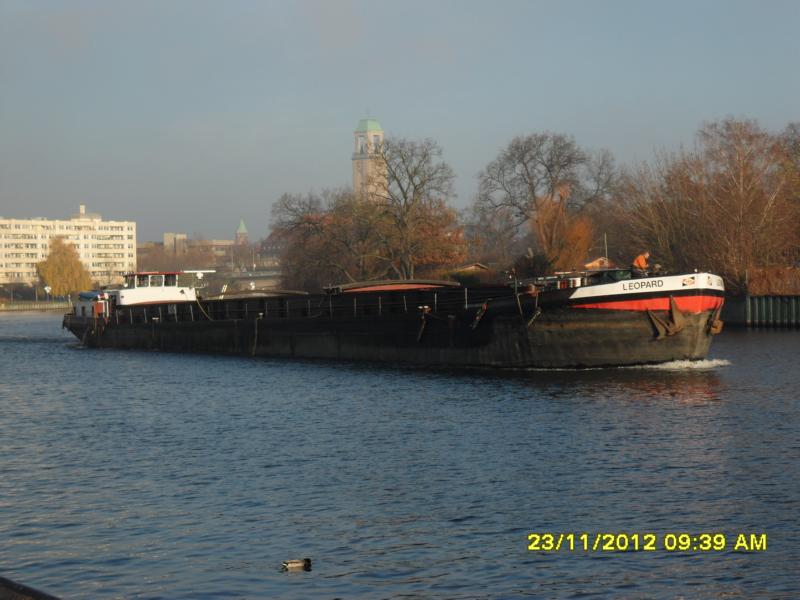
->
631;358;731;371
511;358;731;373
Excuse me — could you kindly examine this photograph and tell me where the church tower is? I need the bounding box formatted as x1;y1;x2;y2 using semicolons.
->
352;118;386;200
235;218;248;245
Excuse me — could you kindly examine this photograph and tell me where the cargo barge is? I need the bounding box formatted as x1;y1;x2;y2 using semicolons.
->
62;269;725;369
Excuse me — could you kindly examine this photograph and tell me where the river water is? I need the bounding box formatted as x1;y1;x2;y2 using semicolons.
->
0;312;798;599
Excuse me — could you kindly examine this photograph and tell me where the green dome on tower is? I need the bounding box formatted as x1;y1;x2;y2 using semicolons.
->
237;219;247;234
355;118;382;132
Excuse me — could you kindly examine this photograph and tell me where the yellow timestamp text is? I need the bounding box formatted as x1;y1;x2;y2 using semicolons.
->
526;532;767;552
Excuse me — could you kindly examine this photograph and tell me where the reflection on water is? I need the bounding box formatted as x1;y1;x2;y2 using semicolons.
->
0;313;798;599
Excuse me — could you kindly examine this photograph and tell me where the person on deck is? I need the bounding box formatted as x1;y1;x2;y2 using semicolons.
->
631;251;650;278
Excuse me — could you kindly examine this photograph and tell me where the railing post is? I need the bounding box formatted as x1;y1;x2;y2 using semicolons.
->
745;296;750;326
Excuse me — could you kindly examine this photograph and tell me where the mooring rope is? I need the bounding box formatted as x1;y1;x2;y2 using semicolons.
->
195;299;213;321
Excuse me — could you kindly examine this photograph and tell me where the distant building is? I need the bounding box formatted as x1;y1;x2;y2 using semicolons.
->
235;219;248;245
140;219;252;270
352;118;386;200
260;228;291;268
0;204;136;285
189;238;235;262
163;232;188;255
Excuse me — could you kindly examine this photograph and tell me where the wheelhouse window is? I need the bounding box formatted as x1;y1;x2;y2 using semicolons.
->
150;274;164;287
164;274;177;286
137;274;150;287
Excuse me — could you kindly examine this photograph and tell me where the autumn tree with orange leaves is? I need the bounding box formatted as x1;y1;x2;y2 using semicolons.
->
474;132;616;270
36;237;92;296
272;190;391;288
272;138;465;290
369;137;465;279
613;118;800;293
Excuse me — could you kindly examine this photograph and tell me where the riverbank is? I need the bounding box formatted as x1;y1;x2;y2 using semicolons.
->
0;301;70;312
722;294;800;327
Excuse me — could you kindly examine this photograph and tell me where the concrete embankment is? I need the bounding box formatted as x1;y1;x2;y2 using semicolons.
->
722;295;800;327
0;301;70;312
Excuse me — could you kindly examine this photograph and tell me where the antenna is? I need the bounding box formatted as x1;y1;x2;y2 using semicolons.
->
604;233;608;259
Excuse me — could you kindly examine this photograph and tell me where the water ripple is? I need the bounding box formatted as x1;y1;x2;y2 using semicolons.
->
0;313;798;599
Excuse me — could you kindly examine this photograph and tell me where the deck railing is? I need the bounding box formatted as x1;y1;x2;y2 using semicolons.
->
110;288;512;325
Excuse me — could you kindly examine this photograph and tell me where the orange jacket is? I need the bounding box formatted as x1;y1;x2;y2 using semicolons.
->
632;253;649;269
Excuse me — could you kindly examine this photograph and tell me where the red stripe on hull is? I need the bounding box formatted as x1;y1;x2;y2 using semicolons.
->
571;295;724;313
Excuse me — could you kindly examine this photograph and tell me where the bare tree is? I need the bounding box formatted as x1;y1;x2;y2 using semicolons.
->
462;203;523;266
271;192;324;232
475;133;617;265
782;122;800;167
370;137;464;279
271;190;391;288
270;138;466;289
616;118;800;293
781;122;800;208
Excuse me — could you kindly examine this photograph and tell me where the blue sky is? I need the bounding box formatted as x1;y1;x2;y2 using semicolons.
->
1;0;798;241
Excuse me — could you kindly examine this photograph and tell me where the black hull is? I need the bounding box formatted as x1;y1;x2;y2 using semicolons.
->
63;294;718;369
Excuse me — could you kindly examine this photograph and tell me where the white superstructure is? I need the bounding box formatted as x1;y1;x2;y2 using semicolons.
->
115;272;198;305
71;271;204;318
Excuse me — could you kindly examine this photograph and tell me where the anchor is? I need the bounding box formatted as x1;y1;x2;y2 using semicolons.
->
707;305;724;335
647;296;686;339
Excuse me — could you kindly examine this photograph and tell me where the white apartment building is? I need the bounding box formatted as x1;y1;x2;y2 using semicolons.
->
0;204;136;286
